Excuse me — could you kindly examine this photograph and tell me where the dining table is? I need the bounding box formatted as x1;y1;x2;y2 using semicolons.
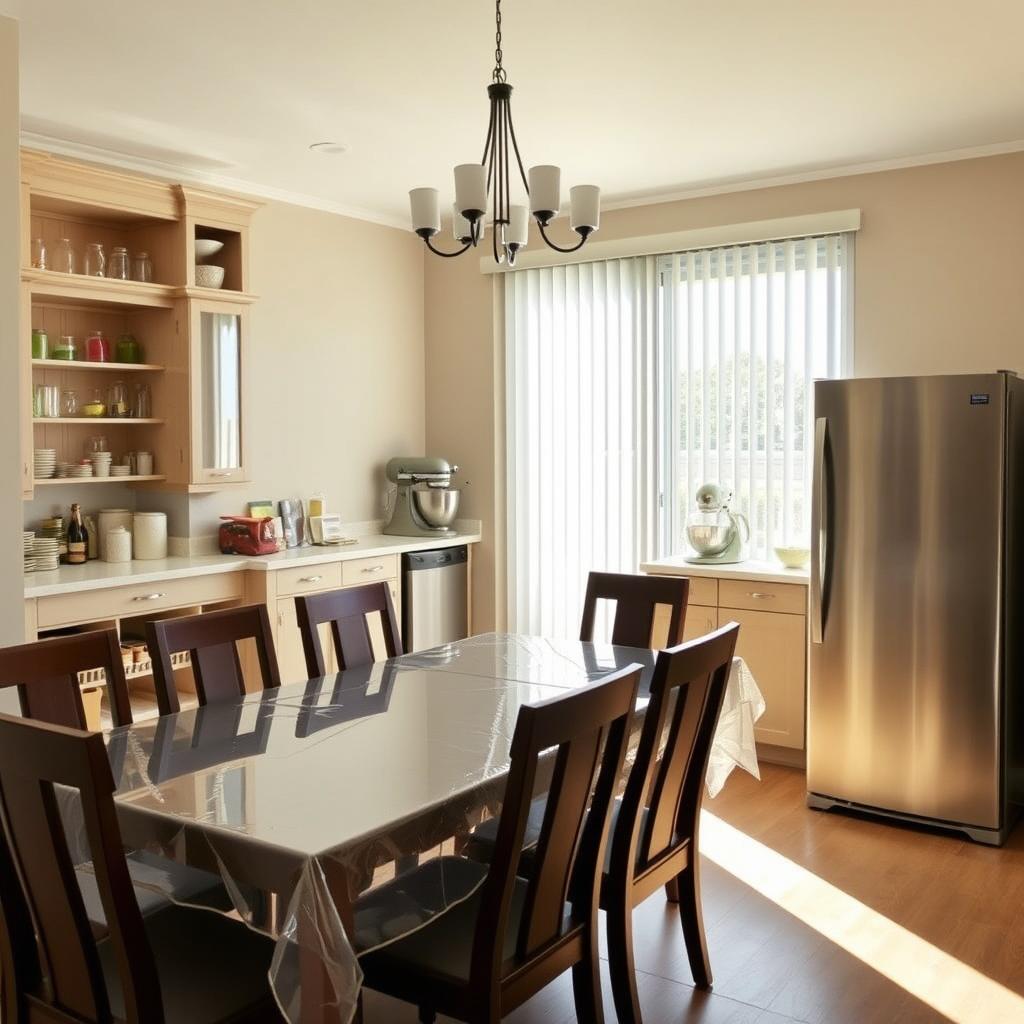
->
91;632;764;1024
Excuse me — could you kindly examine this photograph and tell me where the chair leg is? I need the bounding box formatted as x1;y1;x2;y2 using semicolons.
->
676;864;713;988
605;895;641;1024
664;876;680;902
418;1008;436;1023
571;921;606;1024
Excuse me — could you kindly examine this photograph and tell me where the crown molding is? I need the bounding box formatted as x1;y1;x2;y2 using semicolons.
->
19;130;410;230
600;138;1024;213
22;129;1024;235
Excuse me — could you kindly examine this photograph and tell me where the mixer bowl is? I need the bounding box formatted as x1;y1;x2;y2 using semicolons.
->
686;523;734;556
413;487;460;528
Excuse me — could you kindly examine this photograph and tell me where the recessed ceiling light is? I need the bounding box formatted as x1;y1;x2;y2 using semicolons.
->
309;142;349;155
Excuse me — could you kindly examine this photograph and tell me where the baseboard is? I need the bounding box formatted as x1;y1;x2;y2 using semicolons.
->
756;743;806;770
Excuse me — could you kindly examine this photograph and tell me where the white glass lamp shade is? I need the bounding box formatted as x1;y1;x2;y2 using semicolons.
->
409;188;441;236
528;165;561;222
453;204;486;244
569;185;601;235
454;163;487;217
507;205;529;247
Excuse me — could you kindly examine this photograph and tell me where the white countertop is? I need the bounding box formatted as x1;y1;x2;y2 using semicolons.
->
640;555;809;586
24;529;481;599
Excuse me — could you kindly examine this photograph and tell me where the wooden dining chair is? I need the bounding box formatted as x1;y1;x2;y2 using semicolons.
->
602;622;739;1023
579;571;690;649
146;604;281;714
294;582;403;677
0;628;132;728
0;713;282;1023
357;664;643;1024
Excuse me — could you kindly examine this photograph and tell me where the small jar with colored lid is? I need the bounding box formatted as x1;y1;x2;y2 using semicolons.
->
115;333;141;364
53;336;77;360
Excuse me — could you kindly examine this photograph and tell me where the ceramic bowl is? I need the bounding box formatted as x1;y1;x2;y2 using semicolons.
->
774;546;811;569
194;239;225;263
195;264;226;289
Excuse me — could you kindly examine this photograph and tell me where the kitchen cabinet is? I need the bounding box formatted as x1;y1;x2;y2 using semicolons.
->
645;565;808;760
276;597;335;685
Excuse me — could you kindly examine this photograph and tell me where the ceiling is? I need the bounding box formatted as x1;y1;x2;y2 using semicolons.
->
3;0;1024;227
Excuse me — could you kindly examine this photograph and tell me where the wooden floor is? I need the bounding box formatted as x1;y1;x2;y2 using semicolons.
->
363;764;1024;1023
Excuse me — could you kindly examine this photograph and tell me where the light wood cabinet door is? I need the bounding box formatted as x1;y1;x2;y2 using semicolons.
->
276;598;334;686
726;607;806;749
682;605;719;643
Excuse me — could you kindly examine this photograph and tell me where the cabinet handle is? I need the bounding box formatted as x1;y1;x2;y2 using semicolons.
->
362;565;385;574
209;471;234;478
299;575;323;584
748;592;775;600
132;592;167;602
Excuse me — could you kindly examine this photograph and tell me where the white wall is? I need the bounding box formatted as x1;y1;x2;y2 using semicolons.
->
1;16;23;661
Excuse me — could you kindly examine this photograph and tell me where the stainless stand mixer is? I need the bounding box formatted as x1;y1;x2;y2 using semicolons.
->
383;457;461;537
684;483;749;564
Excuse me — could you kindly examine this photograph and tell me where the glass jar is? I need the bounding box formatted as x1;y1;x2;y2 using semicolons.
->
85;330;110;363
131;251;153;283
82;389;107;418
53;238;76;274
31;328;48;359
86;435;108;454
31;238;47;270
107;381;129;418
61;389;79;417
107;246;129;280
83;242;106;277
133;382;152;419
115;333;141;363
53;335;77;360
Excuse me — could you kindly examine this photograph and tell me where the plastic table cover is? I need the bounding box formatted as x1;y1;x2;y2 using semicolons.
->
87;633;762;1023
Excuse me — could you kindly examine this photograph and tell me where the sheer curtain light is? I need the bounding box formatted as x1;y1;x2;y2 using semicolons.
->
505;234;852;637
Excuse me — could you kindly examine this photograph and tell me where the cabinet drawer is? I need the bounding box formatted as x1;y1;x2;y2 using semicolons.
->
341;554;399;586
718;579;806;616
685;576;718;607
37;572;243;628
275;563;343;598
682;605;719;643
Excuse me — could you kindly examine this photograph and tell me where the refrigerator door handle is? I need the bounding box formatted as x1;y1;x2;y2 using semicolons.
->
811;416;830;644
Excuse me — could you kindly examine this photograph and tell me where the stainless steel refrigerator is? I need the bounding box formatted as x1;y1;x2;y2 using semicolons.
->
808;372;1024;845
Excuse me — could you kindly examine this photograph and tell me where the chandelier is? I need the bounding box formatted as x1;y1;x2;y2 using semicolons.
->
408;0;600;266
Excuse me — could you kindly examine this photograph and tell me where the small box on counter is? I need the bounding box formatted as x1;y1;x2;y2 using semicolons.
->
219;516;278;556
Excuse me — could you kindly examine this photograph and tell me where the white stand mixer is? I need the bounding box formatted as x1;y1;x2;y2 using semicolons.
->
684;483;749;564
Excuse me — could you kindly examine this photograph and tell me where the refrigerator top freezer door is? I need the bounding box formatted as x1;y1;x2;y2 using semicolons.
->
808;373;1007;830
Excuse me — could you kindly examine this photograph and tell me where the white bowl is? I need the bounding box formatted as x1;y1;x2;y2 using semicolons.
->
195;264;226;289
194;239;225;263
774;546;811;569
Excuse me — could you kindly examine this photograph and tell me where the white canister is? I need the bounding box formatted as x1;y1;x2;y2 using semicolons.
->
134;451;153;476
133;511;167;560
98;508;133;560
105;526;131;564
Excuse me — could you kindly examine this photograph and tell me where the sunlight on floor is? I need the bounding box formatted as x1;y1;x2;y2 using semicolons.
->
699;811;1024;1024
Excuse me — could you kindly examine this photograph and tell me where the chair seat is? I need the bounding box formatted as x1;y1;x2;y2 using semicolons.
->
98;904;280;1023
78;850;233;940
466;794;547;852
357;856;572;986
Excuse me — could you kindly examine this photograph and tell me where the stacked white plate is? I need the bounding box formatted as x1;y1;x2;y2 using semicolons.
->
68;463;94;478
22;532;35;573
110;464;131;477
90;451;113;478
33;449;56;480
55;462;71;478
31;537;60;572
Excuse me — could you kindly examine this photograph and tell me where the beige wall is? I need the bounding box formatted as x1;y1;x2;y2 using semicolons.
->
1;16;23;659
425;152;1024;630
187;201;427;538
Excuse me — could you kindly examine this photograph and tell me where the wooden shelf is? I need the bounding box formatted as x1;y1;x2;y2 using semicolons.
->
22;269;177;310
33;417;164;425
33;475;165;486
32;358;165;373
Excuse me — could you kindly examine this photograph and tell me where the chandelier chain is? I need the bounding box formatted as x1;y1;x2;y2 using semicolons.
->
492;0;506;83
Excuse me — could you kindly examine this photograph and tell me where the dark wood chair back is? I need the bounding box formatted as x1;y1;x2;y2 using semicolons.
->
294;582;403;677
0;713;163;1023
0;629;132;728
471;664;641;984
610;623;738;883
579;571;690;649
145;604;281;715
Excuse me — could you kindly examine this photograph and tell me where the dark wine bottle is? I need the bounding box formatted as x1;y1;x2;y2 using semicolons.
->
67;503;87;565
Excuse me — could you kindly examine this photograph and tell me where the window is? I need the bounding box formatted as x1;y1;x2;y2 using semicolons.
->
505;234;851;637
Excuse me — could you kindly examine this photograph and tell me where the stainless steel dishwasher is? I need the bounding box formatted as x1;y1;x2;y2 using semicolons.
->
402;546;469;652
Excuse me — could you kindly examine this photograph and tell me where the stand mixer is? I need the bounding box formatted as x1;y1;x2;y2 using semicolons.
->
684;483;749;564
383;457;461;537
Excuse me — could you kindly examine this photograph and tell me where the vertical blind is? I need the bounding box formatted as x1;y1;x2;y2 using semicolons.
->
505;234;850;638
